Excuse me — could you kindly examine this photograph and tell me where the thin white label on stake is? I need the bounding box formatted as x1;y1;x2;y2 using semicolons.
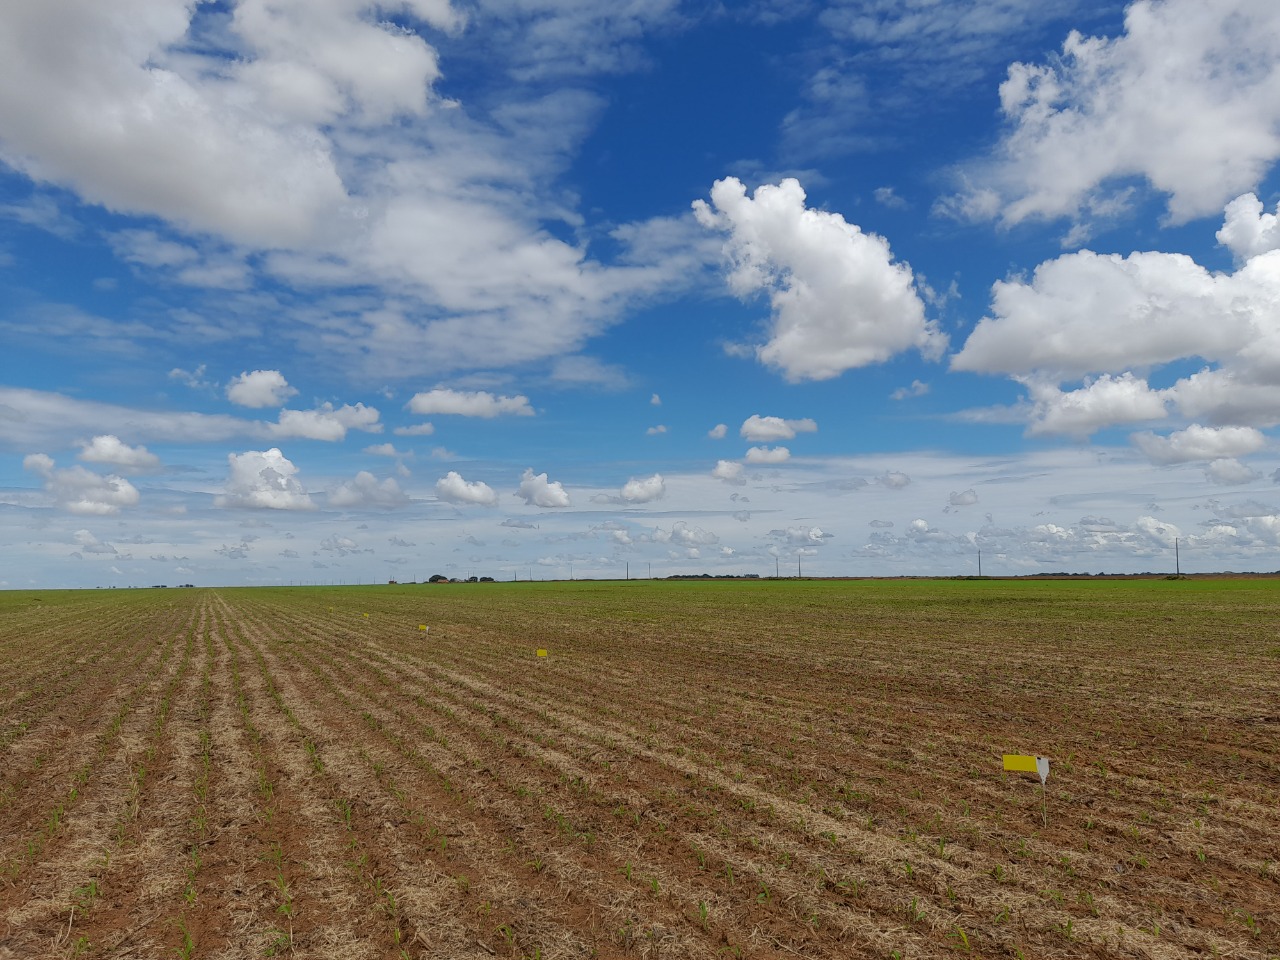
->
1036;756;1049;786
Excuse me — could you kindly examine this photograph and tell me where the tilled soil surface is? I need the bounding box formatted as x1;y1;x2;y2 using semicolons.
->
1;579;1277;959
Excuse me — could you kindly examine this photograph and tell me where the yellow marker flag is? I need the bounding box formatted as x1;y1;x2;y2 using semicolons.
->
536;649;548;658
1005;754;1051;825
363;613;369;618
1003;754;1050;786
419;624;428;631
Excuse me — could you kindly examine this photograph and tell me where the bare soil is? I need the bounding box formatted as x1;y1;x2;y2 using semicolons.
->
0;579;1276;959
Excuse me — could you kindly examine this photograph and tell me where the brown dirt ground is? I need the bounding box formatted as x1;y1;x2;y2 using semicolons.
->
0;581;1276;960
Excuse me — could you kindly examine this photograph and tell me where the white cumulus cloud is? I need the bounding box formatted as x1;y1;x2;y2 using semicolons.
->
1133;424;1267;464
215;448;314;510
745;445;791;463
620;473;665;503
693;177;945;381
740;414;818;442
1134;515;1180;547
516;468;571;508
655;521;719;547
77;434;161;472
955;214;1280;434
435;471;498;506
271;402;381;441
328;471;409;508
712;460;745;484
226;370;297;408
1218;193;1280;260
953;250;1255;379
0;2;358;248
708;423;727;439
1025;374;1169;437
947;0;1280;231
24;453;140;515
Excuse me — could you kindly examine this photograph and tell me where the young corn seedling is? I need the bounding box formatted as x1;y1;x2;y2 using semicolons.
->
173;919;195;959
71;880;100;911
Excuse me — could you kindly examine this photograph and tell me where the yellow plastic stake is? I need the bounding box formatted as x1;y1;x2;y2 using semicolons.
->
419;624;428;631
363;613;369;618
536;649;548;658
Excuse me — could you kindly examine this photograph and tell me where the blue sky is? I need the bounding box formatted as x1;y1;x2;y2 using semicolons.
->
5;0;1280;586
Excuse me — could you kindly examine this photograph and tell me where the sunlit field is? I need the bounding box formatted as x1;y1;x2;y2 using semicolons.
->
1;578;1277;959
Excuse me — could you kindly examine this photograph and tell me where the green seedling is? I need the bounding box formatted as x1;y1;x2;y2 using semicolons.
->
173;919;195;959
72;880;100;910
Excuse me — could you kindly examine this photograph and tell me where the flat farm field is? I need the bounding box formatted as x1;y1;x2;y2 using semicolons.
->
1;579;1277;960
